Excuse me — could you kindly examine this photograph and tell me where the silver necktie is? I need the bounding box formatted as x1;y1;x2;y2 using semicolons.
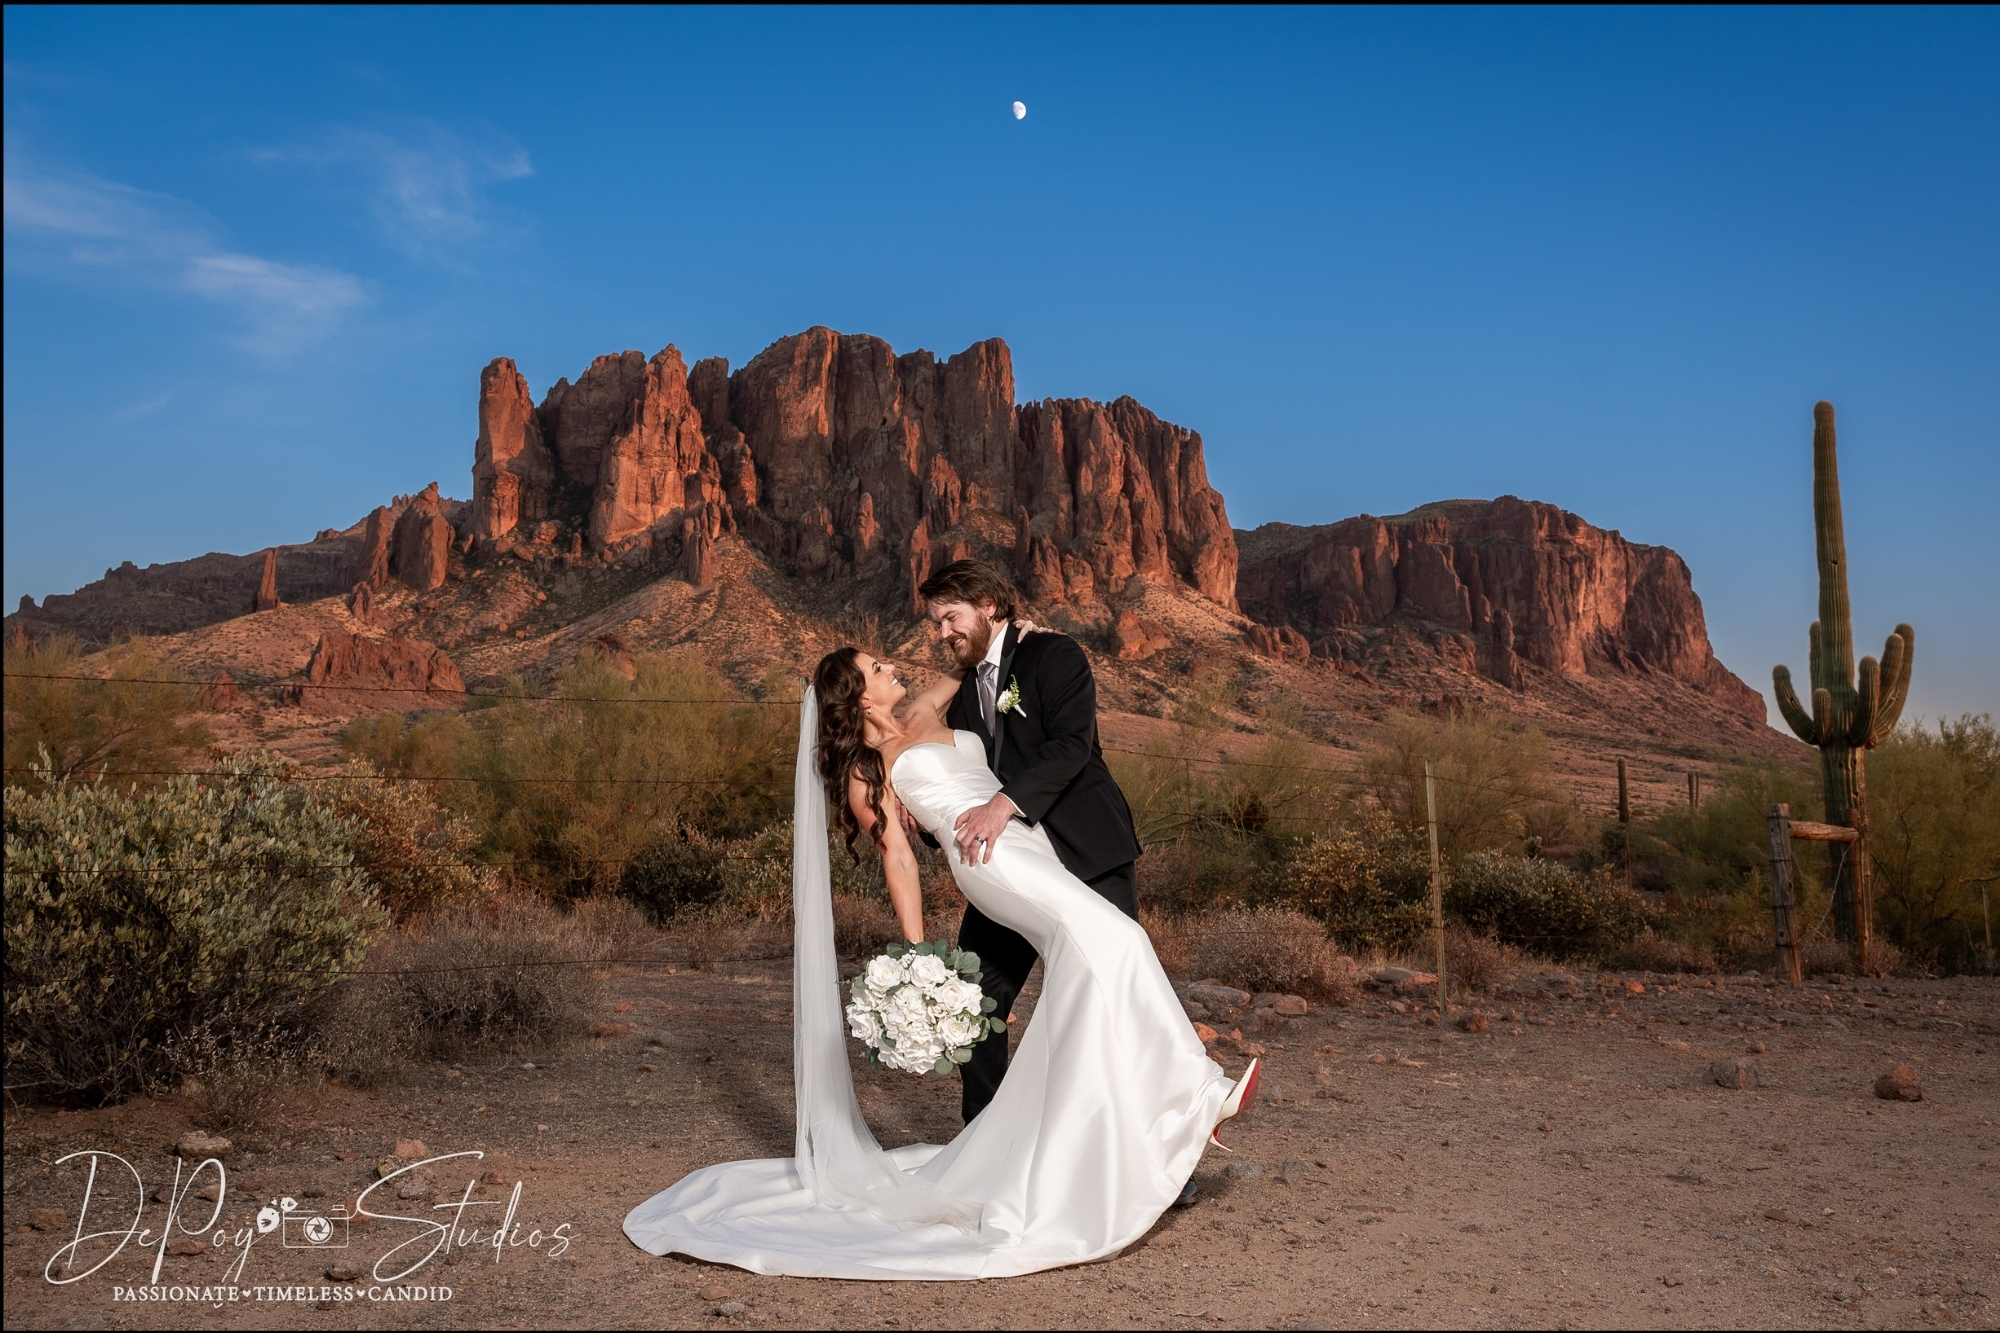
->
978;662;998;732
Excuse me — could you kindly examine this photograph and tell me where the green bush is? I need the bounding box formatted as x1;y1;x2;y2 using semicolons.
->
1869;715;2000;973
346;653;795;897
3;633;211;789
1361;714;1571;859
322;761;494;921
620;831;730;923
1275;814;1435;951
1111;725;1342;913
1446;851;1653;957
4;754;388;1102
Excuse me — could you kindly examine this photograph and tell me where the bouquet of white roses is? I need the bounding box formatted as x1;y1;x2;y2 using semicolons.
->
845;941;1004;1075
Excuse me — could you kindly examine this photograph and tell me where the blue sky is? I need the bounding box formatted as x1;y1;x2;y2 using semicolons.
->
5;6;1995;721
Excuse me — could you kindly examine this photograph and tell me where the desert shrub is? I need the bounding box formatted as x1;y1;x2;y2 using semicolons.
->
163;1012;315;1131
1362;713;1571;859
3;632;211;789
1612;929;1718;975
620;831;730;923
337;710;476;784
1639;727;2000;975
4;754;387;1102
1110;715;1343;913
1868;715;2000;973
321;761;493;920
1862;938;1905;978
1641;756;1821;892
454;654;794;895
1635;755;1824;971
1445;851;1653;958
566;894;657;950
1188;907;1357;1002
323;895;604;1066
1437;924;1526;993
1796;933;1854;978
1276;814;1435;952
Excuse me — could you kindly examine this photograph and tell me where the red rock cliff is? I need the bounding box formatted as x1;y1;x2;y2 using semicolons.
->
468;327;1239;613
1236;497;1762;716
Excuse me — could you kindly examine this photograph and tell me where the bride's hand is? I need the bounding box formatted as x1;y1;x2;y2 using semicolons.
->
1017;618;1055;636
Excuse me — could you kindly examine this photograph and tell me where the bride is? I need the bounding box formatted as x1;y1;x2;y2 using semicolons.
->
623;646;1259;1280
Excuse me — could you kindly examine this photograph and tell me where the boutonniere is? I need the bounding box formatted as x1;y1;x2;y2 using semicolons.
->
995;675;1026;718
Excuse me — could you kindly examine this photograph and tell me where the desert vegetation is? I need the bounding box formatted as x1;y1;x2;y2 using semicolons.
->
4;632;1995;1120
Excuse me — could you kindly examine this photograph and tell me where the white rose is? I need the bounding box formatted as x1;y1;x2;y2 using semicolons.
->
864;955;904;993
937;1015;983;1049
846;1004;883;1047
909;954;952;987
937;978;983;1015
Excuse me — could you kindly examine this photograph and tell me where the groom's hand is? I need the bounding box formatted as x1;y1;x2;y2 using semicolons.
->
952;795;1018;865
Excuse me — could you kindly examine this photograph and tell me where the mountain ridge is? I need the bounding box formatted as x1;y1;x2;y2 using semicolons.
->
6;326;1794;806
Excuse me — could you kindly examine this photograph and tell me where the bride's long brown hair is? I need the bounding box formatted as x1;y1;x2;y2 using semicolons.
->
813;647;890;861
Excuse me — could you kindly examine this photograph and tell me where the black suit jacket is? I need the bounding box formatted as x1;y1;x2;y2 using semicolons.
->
945;624;1142;883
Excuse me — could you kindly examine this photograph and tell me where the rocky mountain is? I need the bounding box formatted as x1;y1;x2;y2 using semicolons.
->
1235;498;1766;721
7;326;1789;799
465;327;1238;615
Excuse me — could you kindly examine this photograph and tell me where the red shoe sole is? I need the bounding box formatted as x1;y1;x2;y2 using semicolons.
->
1235;1059;1261;1117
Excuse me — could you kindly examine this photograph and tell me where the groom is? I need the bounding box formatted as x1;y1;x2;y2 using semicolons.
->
915;559;1145;1123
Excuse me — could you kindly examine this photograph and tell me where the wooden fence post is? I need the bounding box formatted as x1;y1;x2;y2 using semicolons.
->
1425;758;1448;1015
1766;803;1804;984
1617;758;1632;891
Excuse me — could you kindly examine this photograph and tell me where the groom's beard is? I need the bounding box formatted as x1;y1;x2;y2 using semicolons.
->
945;617;998;671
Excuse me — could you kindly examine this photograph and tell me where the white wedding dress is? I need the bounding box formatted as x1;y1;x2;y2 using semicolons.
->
624;724;1231;1280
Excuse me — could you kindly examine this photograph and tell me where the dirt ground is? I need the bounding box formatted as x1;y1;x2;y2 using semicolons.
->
5;960;1994;1331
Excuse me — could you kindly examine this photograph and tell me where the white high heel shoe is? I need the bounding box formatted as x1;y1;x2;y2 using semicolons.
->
1208;1057;1261;1151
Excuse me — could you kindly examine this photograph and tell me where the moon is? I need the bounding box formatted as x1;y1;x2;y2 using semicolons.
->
1012;101;1027;121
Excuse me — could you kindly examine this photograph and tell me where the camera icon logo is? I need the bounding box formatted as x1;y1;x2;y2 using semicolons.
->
277;1196;351;1249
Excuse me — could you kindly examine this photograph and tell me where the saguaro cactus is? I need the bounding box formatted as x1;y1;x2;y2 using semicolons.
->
1772;401;1914;958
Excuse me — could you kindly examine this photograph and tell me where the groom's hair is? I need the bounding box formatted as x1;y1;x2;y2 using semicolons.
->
918;559;1017;621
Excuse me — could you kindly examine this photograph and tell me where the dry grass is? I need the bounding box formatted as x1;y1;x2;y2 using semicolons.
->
1438;925;1528;994
663;902;752;971
832;894;904;959
164;1016;317;1131
1142;908;1200;977
315;893;610;1079
1794;933;1906;979
1612;929;1719;976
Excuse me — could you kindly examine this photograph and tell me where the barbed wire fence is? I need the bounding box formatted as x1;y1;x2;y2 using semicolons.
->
3;666;1751;988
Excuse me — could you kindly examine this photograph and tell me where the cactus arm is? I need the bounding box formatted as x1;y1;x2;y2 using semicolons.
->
1868;624;1915;745
1812;686;1834;741
1853;655;1881;746
1808;621;1825;692
1773;664;1821;744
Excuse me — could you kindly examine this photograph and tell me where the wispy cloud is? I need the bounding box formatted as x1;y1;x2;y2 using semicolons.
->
4;148;366;354
251;122;533;262
109;390;174;423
